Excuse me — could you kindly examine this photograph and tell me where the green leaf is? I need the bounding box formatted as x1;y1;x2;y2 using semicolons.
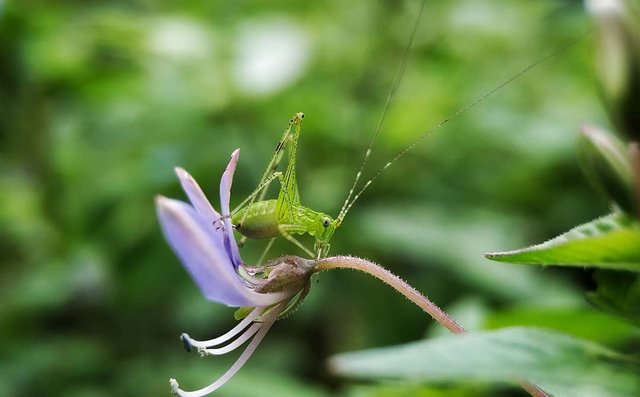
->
345;384;494;397
330;327;640;397
485;212;640;271
484;306;640;345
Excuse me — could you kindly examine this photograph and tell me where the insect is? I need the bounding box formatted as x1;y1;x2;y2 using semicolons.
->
231;112;338;259
229;1;583;261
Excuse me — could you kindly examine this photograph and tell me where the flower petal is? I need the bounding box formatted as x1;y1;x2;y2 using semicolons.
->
175;167;222;225
219;149;243;267
156;196;287;307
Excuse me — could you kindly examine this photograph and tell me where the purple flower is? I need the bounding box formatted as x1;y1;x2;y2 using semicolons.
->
156;149;312;396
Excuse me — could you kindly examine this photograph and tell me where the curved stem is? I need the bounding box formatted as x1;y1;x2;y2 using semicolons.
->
313;255;548;397
314;255;465;333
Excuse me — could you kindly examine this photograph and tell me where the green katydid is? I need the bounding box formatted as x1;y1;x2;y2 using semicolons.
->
231;112;338;259
228;2;583;261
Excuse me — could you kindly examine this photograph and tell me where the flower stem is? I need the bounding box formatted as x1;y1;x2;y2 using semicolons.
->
314;255;465;333
313;255;548;397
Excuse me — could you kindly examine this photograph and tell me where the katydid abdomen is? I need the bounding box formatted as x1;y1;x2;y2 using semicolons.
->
232;199;280;239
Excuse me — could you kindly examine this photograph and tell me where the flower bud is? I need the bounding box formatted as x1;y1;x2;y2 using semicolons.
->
579;124;635;213
255;255;315;294
587;0;640;141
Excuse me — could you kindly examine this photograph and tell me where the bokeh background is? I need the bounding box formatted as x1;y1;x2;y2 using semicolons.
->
2;0;635;396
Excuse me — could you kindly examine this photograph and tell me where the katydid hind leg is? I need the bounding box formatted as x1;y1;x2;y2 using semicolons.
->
276;113;304;220
253;116;299;203
232;113;301;225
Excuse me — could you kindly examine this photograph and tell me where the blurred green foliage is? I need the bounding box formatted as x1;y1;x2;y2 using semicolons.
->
1;0;635;396
332;327;640;397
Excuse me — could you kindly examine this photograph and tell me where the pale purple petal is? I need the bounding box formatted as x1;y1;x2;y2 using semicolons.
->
175;167;222;225
219;149;243;267
156;196;287;307
219;149;239;217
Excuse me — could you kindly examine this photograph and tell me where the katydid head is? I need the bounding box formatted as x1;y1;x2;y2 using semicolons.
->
315;213;337;242
311;212;338;257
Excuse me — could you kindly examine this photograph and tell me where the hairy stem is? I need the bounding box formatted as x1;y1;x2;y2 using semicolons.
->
314;255;465;333
313;255;548;397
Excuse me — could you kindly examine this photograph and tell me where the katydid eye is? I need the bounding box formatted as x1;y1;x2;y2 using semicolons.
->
322;217;330;228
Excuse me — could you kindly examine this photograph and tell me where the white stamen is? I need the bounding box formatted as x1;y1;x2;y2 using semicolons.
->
199;323;261;356
181;307;262;349
170;305;283;397
170;378;182;394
